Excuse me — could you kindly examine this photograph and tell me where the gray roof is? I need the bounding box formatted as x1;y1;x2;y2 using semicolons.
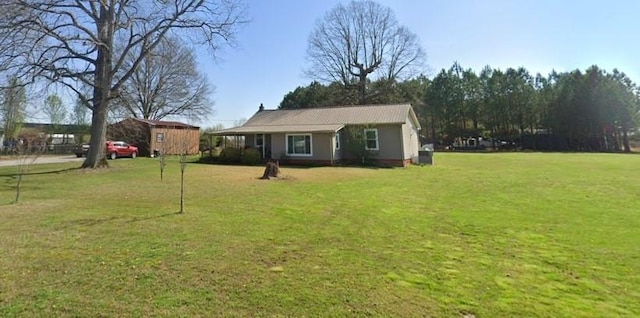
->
213;104;419;135
114;118;199;129
131;118;199;129
215;124;344;134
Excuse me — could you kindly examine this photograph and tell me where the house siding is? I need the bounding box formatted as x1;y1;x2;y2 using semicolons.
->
150;127;200;155
375;124;404;160
336;124;406;166
270;133;285;159
402;121;420;163
108;120;151;156
109;118;200;156
267;132;335;163
312;133;334;161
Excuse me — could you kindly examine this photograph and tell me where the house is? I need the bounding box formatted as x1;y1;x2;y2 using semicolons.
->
212;104;421;167
109;118;200;156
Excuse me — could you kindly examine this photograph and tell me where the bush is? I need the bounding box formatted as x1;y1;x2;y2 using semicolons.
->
197;156;219;164
219;147;242;164
343;126;377;166
241;147;262;165
213;147;223;157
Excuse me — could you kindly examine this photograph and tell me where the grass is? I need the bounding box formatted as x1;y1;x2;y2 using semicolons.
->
0;153;639;317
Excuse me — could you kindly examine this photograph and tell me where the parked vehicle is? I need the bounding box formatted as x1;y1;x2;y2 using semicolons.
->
74;141;139;159
74;144;90;157
106;141;138;159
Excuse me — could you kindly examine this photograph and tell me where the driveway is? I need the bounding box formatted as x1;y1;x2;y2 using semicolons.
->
0;155;85;167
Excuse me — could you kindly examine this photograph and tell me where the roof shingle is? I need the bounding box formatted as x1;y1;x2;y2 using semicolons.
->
212;104;419;135
245;104;414;126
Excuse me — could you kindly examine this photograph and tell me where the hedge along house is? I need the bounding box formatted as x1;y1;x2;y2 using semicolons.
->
212;104;421;167
109;118;200;156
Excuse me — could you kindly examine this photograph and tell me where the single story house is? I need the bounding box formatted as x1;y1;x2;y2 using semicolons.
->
109;118;200;156
212;104;421;167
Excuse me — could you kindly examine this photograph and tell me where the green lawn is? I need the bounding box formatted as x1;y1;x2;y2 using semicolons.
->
1;153;639;317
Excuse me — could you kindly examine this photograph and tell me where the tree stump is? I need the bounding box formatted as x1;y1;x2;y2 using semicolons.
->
260;160;280;179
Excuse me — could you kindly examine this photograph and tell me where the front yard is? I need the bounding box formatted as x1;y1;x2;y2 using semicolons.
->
0;153;638;316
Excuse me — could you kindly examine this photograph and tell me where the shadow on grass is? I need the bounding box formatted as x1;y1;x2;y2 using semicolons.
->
127;211;184;223
0;167;81;178
70;216;123;226
59;212;182;229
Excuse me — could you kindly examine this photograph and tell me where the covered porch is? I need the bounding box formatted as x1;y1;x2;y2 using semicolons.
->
208;124;345;164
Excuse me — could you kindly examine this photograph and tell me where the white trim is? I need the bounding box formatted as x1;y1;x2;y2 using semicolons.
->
364;128;379;150
286;133;313;157
335;131;341;150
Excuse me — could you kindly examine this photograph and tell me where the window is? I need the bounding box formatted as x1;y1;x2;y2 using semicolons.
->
335;132;341;150
364;128;379;150
255;134;264;147
286;134;312;156
156;133;164;143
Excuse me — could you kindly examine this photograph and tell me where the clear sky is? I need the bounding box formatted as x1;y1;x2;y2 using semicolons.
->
200;0;640;128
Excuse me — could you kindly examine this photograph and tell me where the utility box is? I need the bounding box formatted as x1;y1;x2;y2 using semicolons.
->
419;147;434;165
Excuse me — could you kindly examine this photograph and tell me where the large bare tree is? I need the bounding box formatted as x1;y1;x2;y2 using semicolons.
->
306;0;425;104
115;36;213;122
0;0;247;168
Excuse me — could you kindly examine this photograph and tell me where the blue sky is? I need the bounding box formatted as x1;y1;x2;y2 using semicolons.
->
200;0;640;128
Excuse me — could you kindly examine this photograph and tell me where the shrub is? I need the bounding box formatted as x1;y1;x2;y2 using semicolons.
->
219;147;242;164
197;156;217;164
200;146;222;159
241;147;262;165
343;126;378;166
208;147;222;157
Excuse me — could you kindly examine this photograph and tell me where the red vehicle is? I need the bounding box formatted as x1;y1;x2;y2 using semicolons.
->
106;141;138;160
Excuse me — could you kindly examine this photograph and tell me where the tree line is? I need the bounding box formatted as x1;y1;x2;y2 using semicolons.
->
280;63;639;152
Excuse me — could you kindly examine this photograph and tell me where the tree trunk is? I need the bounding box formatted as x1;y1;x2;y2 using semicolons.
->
180;167;185;213
358;74;367;105
430;114;436;144
14;172;22;204
622;129;631;153
81;3;113;169
260;161;280;179
179;152;188;213
82;98;109;168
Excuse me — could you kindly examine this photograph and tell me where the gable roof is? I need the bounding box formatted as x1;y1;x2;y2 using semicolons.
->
214;104;420;135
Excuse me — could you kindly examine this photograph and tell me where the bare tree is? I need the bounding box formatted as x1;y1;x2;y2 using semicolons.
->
179;143;188;214
1;75;27;144
115;36;214;122
12;129;46;204
157;136;189;212
0;0;247;168
306;0;425;104
159;149;168;181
